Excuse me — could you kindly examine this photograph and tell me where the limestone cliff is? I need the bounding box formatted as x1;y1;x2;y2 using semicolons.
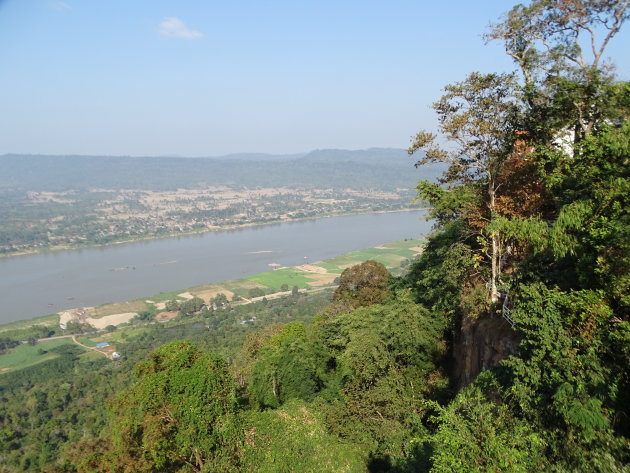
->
452;314;520;389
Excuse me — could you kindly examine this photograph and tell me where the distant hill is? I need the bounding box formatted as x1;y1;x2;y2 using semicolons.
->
0;149;443;192
300;148;412;165
219;152;307;161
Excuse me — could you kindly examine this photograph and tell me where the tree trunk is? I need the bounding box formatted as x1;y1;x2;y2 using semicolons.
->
488;178;500;303
490;233;500;303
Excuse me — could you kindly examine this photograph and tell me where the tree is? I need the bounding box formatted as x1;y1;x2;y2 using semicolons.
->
164;299;179;312
212;293;229;308
179;296;204;316
486;0;630;141
248;287;265;299
427;379;547;473
102;342;242;472
318;293;448;463
332;260;391;309
241;400;367;472
487;1;629;83
248;323;323;409
409;73;521;302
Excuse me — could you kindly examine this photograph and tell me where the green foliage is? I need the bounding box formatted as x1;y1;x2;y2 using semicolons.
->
486;215;548;252
0;292;333;473
134;309;155;322
178;296;205;316
415;181;480;224
103;342;242;472
496;284;630;469
317;294;448;459
0;337;20;355
332;260;391;310
427;379;548;472
0;324;56;345
248;287;265;299
248;323;323;409
164;299;179;312
241;400;366;473
400;221;475;329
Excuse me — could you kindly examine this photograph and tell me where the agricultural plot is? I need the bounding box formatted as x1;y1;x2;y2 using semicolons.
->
246;267;317;290
221;279;268;299
317;246;418;271
0;314;58;335
0;339;71;373
378;238;425;250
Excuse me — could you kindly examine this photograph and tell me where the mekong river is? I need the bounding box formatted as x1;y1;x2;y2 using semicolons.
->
0;211;431;324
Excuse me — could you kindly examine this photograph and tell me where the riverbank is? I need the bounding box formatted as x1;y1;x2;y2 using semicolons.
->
0;207;421;259
0;211;431;323
0;237;425;374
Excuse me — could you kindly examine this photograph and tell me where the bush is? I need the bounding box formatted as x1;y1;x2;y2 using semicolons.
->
248;288;266;298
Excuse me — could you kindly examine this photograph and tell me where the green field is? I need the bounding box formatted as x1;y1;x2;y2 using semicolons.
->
0;339;72;373
75;336;98;347
379;238;425;249
313;261;344;273
145;289;191;303
322;247;415;269
220;279;268;298
246;267;317;290
0;314;59;334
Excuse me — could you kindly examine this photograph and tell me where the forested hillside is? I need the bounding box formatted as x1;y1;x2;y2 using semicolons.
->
0;148;441;191
0;1;628;472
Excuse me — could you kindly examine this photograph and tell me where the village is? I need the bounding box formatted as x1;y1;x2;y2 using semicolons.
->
2;186;415;255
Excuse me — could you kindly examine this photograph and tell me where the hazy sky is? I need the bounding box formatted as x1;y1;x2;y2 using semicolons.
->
1;1;628;157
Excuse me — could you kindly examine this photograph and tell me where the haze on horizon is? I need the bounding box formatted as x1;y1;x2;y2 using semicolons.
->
1;0;629;158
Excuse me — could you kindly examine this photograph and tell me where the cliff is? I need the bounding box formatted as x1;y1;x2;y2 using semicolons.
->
452;314;520;389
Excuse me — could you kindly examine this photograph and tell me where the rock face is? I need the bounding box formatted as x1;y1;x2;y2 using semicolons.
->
452;315;520;389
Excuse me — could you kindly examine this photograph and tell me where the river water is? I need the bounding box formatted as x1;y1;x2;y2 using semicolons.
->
0;211;431;323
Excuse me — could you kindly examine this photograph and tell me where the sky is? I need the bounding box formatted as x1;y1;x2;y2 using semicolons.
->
1;1;628;157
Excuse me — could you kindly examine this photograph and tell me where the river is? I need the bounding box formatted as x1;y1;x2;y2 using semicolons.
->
0;211;432;324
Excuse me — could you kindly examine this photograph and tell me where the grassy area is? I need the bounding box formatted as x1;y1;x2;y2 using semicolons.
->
0;314;59;334
313;261;344;273
379;238;425;249
145;289;191;303
0;339;73;373
75;336;98;347
222;279;268;298
246;268;317;290
97;326;147;343
323;248;409;269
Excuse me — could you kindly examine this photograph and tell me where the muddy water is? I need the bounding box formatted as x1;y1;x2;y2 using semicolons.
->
0;211;431;323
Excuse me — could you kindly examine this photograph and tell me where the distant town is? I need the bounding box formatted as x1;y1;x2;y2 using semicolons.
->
1;186;416;255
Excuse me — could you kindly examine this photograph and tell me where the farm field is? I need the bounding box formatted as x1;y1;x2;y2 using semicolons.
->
0;340;70;373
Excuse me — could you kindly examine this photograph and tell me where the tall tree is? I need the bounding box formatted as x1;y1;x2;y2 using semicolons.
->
487;0;630;136
409;72;521;302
